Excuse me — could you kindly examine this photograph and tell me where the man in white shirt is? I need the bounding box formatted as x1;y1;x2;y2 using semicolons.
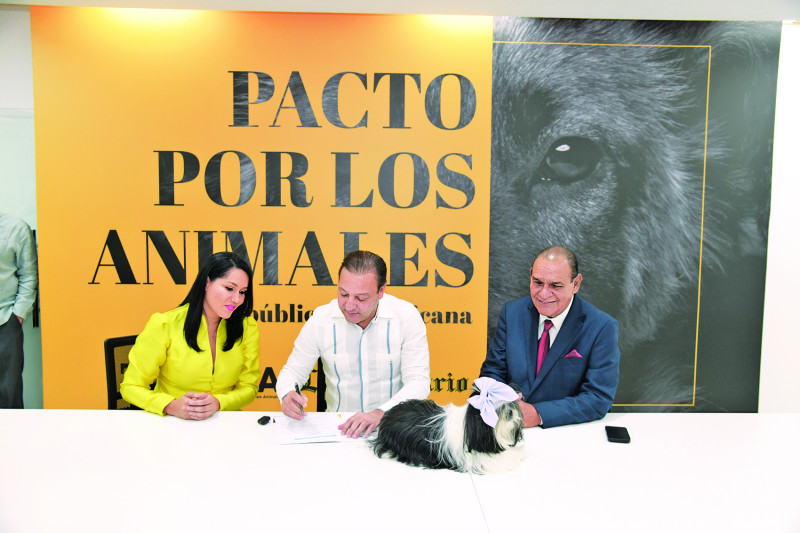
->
0;213;38;409
276;250;431;438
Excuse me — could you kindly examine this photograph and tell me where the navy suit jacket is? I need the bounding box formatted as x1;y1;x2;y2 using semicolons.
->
481;293;620;428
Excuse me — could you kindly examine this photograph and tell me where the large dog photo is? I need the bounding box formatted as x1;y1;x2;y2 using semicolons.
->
489;18;780;409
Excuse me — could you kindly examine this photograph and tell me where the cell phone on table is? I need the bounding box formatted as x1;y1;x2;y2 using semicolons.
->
605;425;630;443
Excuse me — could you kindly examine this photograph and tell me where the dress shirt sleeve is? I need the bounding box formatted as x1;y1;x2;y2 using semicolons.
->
275;315;323;402
13;222;38;319
378;310;431;412
215;317;260;411
534;318;620;428
120;313;178;416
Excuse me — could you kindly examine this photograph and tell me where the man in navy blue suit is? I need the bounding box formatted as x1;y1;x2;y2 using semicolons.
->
480;246;620;428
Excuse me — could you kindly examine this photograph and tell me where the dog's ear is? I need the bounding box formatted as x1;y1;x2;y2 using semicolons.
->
464;402;505;454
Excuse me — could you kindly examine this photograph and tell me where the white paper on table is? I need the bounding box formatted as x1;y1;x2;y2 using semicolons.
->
277;412;350;444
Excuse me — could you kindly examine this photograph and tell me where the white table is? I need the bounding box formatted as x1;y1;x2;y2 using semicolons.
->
1;411;798;533
473;413;800;533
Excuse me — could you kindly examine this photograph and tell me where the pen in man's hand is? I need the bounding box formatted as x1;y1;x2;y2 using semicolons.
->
295;383;304;415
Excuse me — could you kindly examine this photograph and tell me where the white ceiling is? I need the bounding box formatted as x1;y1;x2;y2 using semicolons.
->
1;0;798;21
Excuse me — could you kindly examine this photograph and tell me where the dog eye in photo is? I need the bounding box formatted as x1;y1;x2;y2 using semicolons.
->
540;136;602;183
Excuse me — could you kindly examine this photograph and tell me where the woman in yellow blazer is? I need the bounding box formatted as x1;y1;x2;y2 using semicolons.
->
121;252;260;419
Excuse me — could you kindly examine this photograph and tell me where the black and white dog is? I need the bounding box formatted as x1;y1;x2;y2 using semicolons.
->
370;377;525;474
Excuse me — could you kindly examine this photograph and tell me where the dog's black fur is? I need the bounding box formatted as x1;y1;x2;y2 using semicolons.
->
372;399;460;471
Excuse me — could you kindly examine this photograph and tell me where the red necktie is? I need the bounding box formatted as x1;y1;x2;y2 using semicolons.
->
536;319;553;375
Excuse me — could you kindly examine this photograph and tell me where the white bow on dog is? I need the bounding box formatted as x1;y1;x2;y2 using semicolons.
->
467;377;518;428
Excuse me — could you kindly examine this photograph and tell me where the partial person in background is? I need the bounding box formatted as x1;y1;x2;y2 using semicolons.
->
276;250;430;438
0;213;38;409
121;252;260;419
481;246;620;428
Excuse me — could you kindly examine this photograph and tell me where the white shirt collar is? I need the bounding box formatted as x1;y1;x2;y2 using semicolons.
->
538;295;574;341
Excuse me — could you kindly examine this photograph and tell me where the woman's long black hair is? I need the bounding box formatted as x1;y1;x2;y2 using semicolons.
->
181;252;254;352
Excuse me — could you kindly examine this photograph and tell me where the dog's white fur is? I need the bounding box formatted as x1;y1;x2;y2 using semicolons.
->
440;403;526;474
